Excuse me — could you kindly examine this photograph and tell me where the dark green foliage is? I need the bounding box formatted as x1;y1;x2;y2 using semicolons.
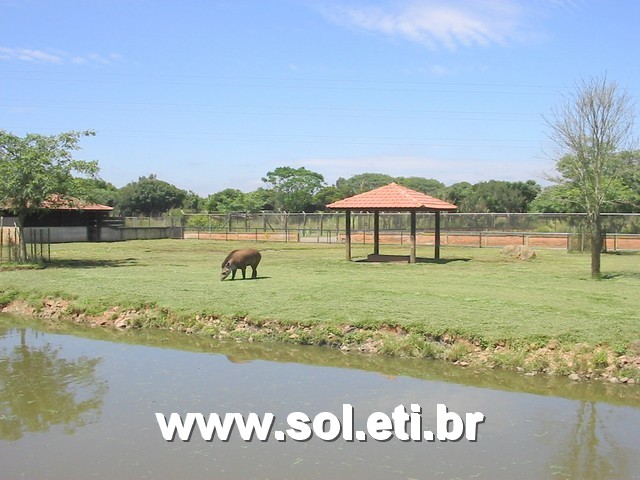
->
394;176;445;196
204;188;269;213
261;166;326;212
78;178;120;207
118;174;186;216
336;173;395;195
205;188;248;213
442;180;541;213
0;129;99;261
443;181;473;206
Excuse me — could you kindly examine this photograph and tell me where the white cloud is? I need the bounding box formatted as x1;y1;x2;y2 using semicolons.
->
0;46;122;65
0;47;63;63
321;0;535;50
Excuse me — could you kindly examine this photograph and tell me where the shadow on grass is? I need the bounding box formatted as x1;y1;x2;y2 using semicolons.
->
355;256;471;265
601;272;640;280
45;258;140;269
222;276;271;282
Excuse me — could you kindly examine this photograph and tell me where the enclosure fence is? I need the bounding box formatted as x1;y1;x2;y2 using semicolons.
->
0;224;51;263
3;213;640;256
169;212;640;252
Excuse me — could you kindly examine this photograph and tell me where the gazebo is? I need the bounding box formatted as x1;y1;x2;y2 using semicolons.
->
326;182;457;263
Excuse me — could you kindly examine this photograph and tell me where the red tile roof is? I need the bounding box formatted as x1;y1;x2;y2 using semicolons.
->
40;194;114;211
327;182;457;211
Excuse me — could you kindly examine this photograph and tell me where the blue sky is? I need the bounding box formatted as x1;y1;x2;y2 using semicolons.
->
2;0;639;196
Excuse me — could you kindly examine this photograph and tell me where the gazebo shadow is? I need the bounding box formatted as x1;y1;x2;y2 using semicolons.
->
355;254;471;264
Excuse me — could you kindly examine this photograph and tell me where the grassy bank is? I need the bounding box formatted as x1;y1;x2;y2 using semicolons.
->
1;239;639;381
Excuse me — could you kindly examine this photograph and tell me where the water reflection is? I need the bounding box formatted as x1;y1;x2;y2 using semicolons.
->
549;401;630;480
2;314;638;407
0;328;107;440
1;314;639;480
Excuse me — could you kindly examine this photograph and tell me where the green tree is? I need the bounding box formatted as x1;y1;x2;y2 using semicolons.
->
530;152;640;214
0;129;98;261
442;181;473;207
394;176;445;196
313;182;355;209
545;76;636;277
182;190;204;213
244;188;273;212
205;188;248;213
261;166;325;212
78;177;120;207
117;174;186;216
613;150;640;212
337;173;394;195
459;180;541;213
528;184;582;213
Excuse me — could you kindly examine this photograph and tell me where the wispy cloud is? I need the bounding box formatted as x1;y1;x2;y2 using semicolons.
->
320;0;536;50
0;47;122;65
0;47;63;63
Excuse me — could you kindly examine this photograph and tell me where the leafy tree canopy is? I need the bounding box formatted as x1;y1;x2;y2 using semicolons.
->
77;177;119;207
199;188;271;214
336;173;394;195
262;166;325;212
180;190;203;213
118;174;186;216
394;176;445;196
442;181;473;207
0;130;98;212
0;129;98;261
457;180;541;213
530;152;640;214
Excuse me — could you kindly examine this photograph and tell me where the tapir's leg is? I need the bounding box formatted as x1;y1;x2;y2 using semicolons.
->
251;266;258;279
241;267;247;279
231;269;237;280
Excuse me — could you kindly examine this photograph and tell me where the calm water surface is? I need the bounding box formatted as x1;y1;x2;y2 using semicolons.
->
1;314;639;480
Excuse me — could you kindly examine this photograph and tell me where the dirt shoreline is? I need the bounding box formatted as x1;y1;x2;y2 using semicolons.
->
2;297;639;385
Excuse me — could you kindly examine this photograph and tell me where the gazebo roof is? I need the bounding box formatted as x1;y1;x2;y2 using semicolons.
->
326;182;457;211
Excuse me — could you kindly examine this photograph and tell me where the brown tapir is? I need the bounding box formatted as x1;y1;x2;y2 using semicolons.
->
220;248;261;281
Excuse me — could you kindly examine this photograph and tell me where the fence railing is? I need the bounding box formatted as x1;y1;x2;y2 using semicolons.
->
0;226;51;263
171;212;640;251
177;212;640;234
182;225;640;252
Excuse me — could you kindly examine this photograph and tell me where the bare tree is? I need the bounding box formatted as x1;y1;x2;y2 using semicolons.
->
545;76;636;277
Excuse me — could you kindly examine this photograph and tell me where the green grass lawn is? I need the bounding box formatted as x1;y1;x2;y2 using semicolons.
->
1;239;639;352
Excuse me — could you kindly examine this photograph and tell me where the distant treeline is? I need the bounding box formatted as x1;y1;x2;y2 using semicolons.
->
83;155;640;217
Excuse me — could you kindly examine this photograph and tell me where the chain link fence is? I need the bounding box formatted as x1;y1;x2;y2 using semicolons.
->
174;212;640;252
3;213;639;257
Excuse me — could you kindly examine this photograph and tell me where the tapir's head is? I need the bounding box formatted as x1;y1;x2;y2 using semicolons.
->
220;263;232;281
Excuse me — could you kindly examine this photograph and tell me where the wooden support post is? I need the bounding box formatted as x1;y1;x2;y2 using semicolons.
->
434;210;441;260
373;210;380;255
345;210;352;261
410;211;416;264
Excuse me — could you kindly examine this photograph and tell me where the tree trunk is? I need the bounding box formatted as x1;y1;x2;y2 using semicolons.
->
590;213;602;278
17;212;28;263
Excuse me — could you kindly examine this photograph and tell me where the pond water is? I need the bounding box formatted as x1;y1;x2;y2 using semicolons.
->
1;314;639;480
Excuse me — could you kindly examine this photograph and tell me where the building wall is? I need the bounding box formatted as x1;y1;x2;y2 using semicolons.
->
20;226;183;243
